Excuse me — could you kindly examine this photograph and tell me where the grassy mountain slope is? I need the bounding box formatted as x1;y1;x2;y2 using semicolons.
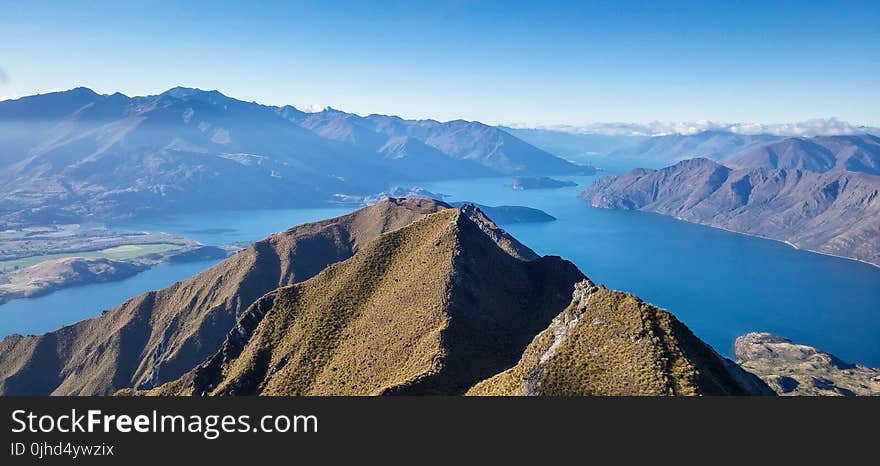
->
139;207;584;395
468;280;774;396
0;198;450;395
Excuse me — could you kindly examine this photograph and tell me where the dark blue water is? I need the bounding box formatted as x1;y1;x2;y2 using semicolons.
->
1;177;878;366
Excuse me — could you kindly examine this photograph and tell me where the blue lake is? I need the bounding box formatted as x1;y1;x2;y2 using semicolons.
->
1;174;878;366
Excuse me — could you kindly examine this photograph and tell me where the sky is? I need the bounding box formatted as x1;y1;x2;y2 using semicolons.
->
1;0;878;127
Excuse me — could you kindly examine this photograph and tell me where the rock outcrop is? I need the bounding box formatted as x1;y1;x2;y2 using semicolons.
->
735;332;880;396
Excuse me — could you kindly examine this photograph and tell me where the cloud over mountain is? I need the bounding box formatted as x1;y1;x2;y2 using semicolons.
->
509;118;879;138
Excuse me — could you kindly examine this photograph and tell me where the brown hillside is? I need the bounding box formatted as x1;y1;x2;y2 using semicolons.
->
140;208;584;395
0;198;451;395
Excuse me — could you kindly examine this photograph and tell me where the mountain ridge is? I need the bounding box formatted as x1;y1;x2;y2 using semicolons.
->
0;198;456;395
727;134;880;175
0;87;591;226
0;197;775;396
582;158;880;267
137;207;585;395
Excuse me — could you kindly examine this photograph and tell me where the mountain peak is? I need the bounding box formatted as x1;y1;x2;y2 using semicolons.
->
161;86;228;100
135;206;585;396
69;86;98;96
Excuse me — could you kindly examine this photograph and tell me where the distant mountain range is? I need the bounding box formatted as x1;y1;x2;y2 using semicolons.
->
583;158;880;266
597;130;880;173
726;134;880;175
607;130;783;163
0;199;771;396
503;125;880;175
0;87;591;226
498;126;645;162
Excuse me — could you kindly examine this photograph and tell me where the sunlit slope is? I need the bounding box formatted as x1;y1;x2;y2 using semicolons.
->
141;208;583;395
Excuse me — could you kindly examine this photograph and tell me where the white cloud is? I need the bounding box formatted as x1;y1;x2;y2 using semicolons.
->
0;67;8;84
509;118;879;137
302;104;327;113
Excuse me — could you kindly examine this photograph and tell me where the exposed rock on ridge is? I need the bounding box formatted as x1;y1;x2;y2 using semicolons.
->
467;279;774;396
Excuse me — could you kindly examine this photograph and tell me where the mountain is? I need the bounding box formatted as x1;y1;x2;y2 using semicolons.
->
273;105;592;176
735;332;880;396
287;109;495;180
0;198;454;395
498;126;645;160
359;115;592;175
114;203;769;397
0;87;590;226
1;198;774;396
582;158;880;266
0;88;372;224
608;130;781;164
602;130;880;175
135;206;582;395
727;134;880;175
468;280;774;396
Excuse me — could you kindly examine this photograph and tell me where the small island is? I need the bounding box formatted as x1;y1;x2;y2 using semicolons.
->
449;202;556;224
509;176;578;190
333;186;447;205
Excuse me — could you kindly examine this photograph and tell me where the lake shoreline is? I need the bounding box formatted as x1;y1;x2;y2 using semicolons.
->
667;215;880;270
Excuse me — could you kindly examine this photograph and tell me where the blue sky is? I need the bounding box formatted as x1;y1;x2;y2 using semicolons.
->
1;0;877;126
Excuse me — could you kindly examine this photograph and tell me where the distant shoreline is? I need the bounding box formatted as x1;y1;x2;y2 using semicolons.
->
669;216;880;270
